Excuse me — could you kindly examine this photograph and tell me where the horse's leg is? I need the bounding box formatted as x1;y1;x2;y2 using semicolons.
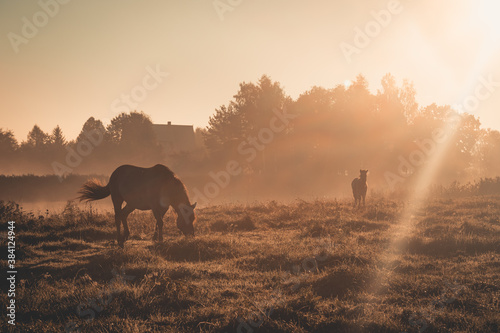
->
153;222;158;241
152;210;160;241
121;204;134;241
112;196;124;247
152;209;165;243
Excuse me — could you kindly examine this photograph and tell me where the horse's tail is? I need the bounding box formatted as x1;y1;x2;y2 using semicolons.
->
78;179;110;202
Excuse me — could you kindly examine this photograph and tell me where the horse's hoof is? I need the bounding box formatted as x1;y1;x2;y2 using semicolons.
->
118;238;125;248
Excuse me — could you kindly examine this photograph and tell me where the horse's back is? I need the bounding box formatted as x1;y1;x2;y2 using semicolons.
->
151;164;175;177
108;164;174;209
111;164;173;180
109;164;173;194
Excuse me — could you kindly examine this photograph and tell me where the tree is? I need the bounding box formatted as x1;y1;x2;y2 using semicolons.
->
376;74;409;127
451;113;482;179
380;73;398;101
49;125;66;147
76;117;106;145
204;104;246;155
204;75;290;160
0;129;18;153
292;86;338;156
400;79;418;122
194;127;207;149
22;125;49;150
475;129;500;177
107;111;155;144
234;75;289;133
0;129;18;173
106;111;163;164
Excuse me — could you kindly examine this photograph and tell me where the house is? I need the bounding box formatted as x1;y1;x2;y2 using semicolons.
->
152;122;196;154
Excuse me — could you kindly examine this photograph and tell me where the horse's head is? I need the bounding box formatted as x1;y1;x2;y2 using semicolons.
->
177;202;197;236
360;169;368;181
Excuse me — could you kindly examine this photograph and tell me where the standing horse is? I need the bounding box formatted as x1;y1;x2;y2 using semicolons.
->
78;164;196;247
351;169;368;208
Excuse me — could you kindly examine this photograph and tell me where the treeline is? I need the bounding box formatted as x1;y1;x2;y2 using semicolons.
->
1;74;499;198
0;112;174;176
201;74;500;194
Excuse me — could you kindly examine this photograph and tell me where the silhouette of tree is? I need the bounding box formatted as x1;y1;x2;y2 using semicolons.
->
49;125;66;147
107;111;163;165
15;125;52;173
3;73;496;191
204;104;246;155
0;129;18;173
0;129;18;153
22;125;49;150
204;75;290;166
450;113;482;180
235;75;289;133
292;86;339;174
76;117;107;144
194;127;207;150
400;79;419;122
45;125;68;169
476;129;500;177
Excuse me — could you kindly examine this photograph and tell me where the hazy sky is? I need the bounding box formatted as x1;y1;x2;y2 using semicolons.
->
1;0;499;141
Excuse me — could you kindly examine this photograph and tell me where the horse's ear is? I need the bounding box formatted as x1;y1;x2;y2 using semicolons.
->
191;202;197;209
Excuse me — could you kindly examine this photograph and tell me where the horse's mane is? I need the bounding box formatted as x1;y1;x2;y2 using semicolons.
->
154;164;190;204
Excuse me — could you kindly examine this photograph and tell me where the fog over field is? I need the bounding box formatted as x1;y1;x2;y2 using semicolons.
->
1;1;500;332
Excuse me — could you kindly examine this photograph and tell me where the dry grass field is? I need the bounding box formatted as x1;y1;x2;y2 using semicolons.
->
1;196;499;332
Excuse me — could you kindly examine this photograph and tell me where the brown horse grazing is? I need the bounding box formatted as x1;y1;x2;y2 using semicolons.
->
78;164;196;247
351;169;368;208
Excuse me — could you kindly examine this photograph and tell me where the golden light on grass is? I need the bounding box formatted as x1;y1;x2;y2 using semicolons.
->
368;115;462;295
366;1;500;298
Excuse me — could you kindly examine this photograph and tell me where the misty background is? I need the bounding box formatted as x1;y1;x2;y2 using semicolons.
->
1;74;499;204
1;1;499;204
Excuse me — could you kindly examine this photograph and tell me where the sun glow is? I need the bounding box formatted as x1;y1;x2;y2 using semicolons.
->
478;0;500;38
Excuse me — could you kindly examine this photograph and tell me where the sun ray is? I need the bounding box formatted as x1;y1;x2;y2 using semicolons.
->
366;113;462;296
